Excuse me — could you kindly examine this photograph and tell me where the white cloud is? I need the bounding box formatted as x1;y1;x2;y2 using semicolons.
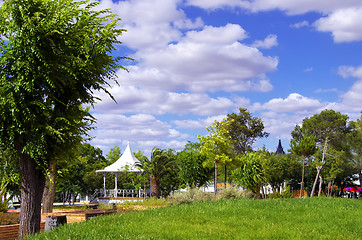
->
89;113;188;149
186;0;362;43
252;34;278;49
93;85;235;116
314;7;362;43
173;115;226;130
338;65;362;79
261;93;323;113
290;20;309;29
96;0;203;50
336;65;362;111
130;24;277;93
340;80;362;111
187;0;361;15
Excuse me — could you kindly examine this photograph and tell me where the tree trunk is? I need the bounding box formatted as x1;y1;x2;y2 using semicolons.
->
318;175;323;196
42;162;57;213
300;157;306;198
311;138;328;197
151;177;160;198
311;165;322;197
214;161;218;197
18;154;46;238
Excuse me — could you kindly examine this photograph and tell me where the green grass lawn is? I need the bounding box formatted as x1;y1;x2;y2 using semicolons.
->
27;197;361;240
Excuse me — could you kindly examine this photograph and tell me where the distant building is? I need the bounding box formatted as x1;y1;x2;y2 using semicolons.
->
275;139;285;154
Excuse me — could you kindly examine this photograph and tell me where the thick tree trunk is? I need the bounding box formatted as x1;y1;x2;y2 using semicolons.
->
151;177;160;198
18;154;46;238
42;162;57;213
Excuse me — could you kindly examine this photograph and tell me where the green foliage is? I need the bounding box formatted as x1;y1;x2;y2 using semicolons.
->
137;148;178;197
232;152;266;195
218;185;254;200
176;142;213;188
290;130;317;157
268;186;293;199
223;108;269;155
106;145;121;165
198;120;234;168
57;143;107;197
169;188;214;205
0;181;10;212
27;198;362;240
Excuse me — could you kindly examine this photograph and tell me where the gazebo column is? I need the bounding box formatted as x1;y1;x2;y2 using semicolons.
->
114;172;118;197
103;172;106;197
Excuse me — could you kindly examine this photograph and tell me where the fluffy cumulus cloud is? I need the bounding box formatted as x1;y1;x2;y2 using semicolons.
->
336;65;362;111
186;0;361;15
186;0;362;43
93;85;234;116
314;7;362;43
252;34;278;49
172;115;226;130
261;93;323;113
90;113;189;151
95;0;203;50
130;24;277;93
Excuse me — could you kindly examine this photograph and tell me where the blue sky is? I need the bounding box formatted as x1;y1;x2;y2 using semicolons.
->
83;0;362;156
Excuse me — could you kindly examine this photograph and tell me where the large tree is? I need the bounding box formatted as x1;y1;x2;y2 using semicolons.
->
0;0;126;237
223;108;269;155
291;109;353;197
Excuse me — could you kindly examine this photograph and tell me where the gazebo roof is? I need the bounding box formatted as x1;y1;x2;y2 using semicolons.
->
96;143;142;173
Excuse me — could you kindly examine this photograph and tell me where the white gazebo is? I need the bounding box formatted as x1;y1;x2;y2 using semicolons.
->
96;143;142;197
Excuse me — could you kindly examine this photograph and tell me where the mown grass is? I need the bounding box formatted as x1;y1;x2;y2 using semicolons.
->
27;197;361;240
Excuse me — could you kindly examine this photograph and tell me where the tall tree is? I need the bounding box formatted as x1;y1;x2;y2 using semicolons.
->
198;120;234;196
291;110;353;197
0;0;126;236
290;131;317;197
223;108;269;155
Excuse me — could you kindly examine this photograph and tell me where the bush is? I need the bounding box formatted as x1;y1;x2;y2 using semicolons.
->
218;186;254;200
268;186;293;199
169;188;214;205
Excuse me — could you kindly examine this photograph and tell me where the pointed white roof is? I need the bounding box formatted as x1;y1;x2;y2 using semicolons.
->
96;143;142;173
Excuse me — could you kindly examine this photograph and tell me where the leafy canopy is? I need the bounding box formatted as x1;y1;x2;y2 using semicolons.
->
0;0;127;166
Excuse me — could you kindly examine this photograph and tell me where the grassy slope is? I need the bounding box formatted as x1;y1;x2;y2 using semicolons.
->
27;198;361;240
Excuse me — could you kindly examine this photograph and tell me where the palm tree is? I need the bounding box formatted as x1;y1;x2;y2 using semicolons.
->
137;147;177;198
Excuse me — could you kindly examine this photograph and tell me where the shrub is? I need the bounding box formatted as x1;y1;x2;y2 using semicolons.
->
218;186;254;200
169;188;214;205
268;185;293;199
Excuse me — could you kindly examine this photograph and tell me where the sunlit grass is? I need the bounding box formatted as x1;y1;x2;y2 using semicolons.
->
27;197;361;240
